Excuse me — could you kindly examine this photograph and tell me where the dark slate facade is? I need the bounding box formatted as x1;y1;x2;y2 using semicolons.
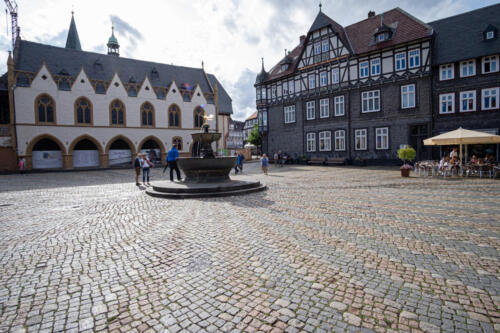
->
255;8;433;163
429;4;500;160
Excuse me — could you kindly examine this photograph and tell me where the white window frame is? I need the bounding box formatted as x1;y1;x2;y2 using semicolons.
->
284;105;296;123
375;127;389;150
306;101;315;120
306;132;316;152
332;68;339;84
334;95;345;116
308;74;316;89
459;90;476;112
355;129;367;151
395;52;406;71
370;58;381;76
401;84;416;109
289;80;295;94
320;71;328;87
314;43;321;55
361;90;380;113
319;131;331;151
377;33;386;42
408;49;420;68
334;130;346;151
319;98;329;118
460;59;475;78
282;82;288;95
321;40;329;53
481;88;499;110
486;31;494;40
482;55;499;74
271;86;276;98
359;61;369;78
440;64;454;80
439;93;455;114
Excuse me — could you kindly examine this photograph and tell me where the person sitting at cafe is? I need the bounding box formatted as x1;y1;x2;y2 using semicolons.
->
471;155;478;164
439;156;447;172
449;147;458;159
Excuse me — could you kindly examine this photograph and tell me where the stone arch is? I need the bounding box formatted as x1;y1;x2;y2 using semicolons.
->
138;135;166;154
68;134;103;155
26;133;67;156
105;135;137;155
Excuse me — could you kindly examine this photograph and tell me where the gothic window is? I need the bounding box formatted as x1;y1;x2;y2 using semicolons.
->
110;99;125;126
58;78;71;91
35;94;55;123
194;107;205;128
141;102;155;127
95;82;106;94
75;97;92;124
172;136;183;151
168;104;181;128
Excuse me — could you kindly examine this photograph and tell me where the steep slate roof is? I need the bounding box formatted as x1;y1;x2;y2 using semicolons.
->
345;8;432;55
14;40;232;114
258;8;432;84
428;3;500;65
65;15;82;51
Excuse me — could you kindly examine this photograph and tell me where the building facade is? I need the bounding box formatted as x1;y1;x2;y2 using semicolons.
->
227;118;244;150
255;8;433;163
243;111;258;142
256;5;500;163
1;14;233;171
429;5;500;159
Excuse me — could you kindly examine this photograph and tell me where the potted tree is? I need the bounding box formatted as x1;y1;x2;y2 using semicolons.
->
397;146;416;177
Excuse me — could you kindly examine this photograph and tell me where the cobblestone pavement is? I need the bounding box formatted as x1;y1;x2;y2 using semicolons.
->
0;164;499;333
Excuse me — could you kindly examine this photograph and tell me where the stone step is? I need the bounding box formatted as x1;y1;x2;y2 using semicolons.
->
145;184;267;199
151;180;262;194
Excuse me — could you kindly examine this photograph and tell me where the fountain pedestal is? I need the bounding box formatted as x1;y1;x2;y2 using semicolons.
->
145;124;266;199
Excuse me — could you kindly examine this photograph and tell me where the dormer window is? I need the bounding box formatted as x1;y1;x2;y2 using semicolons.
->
486;31;494;40
377;33;387;42
483;25;497;41
281;64;289;71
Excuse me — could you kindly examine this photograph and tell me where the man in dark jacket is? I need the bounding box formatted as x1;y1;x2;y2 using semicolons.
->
167;145;182;181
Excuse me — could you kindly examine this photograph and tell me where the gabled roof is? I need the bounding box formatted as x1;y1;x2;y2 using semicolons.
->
257;7;432;84
13;40;232;114
245;111;257;121
65;15;82;51
345;8;432;55
428;3;500;65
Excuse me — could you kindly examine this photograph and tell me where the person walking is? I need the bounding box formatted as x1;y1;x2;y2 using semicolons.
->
141;153;153;185
238;152;245;173
167;144;182;181
273;152;278;167
234;153;241;174
134;154;142;186
18;157;25;175
261;153;268;175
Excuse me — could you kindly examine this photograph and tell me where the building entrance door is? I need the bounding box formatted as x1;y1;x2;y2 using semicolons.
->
409;124;429;161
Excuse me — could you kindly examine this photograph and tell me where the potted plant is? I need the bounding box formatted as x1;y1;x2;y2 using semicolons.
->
397;146;416;177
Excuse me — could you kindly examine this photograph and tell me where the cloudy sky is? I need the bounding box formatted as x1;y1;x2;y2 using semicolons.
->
0;0;497;120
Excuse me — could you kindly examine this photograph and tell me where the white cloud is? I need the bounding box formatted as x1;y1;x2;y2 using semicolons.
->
0;0;495;120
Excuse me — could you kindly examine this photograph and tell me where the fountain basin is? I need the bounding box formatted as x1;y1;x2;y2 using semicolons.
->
177;156;236;183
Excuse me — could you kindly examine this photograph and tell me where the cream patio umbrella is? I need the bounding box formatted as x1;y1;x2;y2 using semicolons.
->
424;127;500;162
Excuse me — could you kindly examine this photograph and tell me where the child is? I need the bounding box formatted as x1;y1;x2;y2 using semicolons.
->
261;154;268;175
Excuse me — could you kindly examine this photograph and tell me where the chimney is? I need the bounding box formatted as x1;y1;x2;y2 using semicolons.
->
300;35;306;43
368;11;375;18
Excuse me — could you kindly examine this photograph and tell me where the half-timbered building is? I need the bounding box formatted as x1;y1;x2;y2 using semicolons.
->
256;7;433;162
0;14;233;171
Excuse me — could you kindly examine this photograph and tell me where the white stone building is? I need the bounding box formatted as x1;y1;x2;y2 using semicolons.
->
2;14;233;170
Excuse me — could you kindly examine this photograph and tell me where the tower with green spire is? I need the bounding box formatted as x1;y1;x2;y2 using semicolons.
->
65;11;82;50
107;25;120;57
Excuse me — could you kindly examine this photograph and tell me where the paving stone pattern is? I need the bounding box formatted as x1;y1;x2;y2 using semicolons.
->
0;165;499;332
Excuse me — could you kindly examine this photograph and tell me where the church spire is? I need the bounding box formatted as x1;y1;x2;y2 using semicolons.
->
107;24;120;57
65;11;82;51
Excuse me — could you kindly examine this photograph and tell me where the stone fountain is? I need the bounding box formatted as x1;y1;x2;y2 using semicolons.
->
146;123;266;199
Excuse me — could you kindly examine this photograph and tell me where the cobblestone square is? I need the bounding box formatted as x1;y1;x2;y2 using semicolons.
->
0;164;499;332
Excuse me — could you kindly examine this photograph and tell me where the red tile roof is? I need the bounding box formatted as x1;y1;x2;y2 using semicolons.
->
259;7;432;84
345;8;432;54
245;111;258;121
